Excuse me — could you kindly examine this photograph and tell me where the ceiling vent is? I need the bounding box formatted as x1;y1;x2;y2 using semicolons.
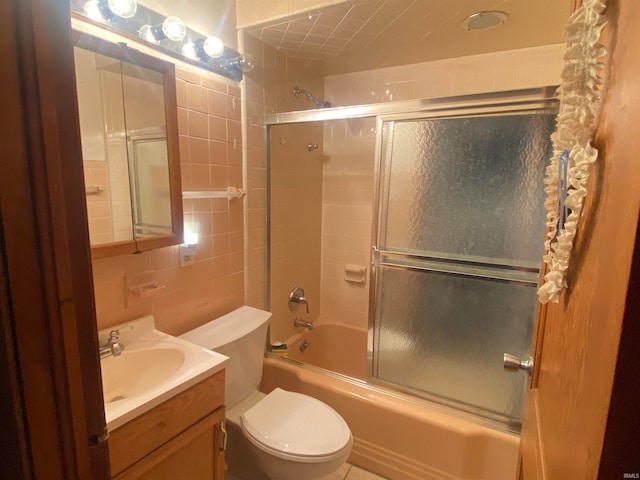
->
463;11;509;31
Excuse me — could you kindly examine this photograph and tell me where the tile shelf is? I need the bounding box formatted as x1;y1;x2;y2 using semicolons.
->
85;185;104;195
182;188;245;199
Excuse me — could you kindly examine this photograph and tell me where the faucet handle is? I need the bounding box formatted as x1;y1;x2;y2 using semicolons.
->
107;325;133;341
296;296;310;314
288;286;310;313
100;329;126;358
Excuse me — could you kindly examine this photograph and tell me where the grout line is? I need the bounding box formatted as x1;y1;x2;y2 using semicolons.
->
342;464;352;479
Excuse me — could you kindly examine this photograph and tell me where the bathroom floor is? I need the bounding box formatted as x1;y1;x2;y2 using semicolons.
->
320;462;388;480
225;463;388;480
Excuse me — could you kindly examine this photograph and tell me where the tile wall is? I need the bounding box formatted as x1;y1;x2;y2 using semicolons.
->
324;44;565;106
92;67;245;336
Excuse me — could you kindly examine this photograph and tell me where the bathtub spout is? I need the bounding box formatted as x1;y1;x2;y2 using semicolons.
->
294;318;314;330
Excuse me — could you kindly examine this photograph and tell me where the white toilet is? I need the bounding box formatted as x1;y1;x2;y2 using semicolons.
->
180;306;352;480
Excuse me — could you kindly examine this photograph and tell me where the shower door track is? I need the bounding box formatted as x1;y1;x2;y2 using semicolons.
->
263;87;557;125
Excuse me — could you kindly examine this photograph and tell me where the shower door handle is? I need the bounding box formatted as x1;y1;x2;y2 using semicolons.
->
503;353;534;375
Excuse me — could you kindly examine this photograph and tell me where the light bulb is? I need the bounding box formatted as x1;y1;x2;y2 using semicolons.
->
203;36;225;58
107;0;137;18
83;0;107;22
84;0;137;21
162;16;186;41
138;24;160;44
227;54;254;73
183;232;199;245
181;42;199;61
240;54;255;72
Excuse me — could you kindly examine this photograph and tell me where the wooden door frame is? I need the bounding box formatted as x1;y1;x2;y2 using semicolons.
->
0;0;109;478
595;3;640;473
521;0;640;477
598;214;640;475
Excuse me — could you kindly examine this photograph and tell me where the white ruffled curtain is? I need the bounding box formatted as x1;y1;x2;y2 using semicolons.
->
537;0;608;304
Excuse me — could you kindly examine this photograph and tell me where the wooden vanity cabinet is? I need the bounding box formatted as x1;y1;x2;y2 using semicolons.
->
108;370;226;480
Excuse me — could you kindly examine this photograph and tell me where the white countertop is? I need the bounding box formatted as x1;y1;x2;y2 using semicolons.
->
99;315;227;431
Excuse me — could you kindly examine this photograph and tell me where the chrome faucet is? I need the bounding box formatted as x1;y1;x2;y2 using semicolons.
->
293;318;314;330
99;329;125;359
288;286;310;313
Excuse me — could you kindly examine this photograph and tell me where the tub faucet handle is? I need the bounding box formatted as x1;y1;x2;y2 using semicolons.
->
288;286;310;313
298;296;310;314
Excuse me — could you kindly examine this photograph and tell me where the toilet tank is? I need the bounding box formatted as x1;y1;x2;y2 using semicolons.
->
180;306;271;408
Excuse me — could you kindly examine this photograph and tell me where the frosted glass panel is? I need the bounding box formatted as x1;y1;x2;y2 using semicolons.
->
372;110;555;427
382;113;555;263
373;266;535;423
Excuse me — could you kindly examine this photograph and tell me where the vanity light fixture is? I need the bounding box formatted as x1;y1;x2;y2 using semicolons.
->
83;0;137;23
180;232;199;267
73;0;248;81
139;16;187;44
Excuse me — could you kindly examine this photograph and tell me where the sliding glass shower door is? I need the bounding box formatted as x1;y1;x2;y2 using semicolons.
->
370;111;556;427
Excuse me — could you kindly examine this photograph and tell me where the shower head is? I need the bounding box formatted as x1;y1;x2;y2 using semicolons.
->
293;86;331;109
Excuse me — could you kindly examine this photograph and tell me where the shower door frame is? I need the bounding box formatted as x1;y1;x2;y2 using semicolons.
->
367;99;559;427
263;88;558;429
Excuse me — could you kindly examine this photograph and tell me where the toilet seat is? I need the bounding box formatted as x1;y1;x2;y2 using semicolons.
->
240;388;352;464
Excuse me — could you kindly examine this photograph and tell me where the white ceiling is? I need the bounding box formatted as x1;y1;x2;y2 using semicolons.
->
245;0;570;74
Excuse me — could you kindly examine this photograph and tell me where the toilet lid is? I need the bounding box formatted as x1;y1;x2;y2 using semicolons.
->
240;388;351;460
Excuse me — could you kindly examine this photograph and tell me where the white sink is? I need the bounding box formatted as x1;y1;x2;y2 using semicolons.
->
101;348;186;404
99;316;228;431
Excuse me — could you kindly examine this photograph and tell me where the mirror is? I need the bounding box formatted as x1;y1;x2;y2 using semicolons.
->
73;31;183;259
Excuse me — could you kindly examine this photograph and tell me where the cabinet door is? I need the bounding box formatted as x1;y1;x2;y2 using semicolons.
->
109;370;225;476
115;409;225;480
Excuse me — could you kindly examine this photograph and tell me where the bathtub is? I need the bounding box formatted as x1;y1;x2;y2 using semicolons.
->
263;323;519;480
